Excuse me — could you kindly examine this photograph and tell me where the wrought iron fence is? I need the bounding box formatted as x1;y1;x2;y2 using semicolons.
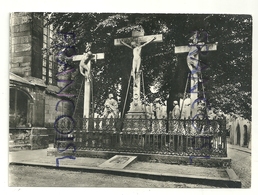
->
54;117;227;157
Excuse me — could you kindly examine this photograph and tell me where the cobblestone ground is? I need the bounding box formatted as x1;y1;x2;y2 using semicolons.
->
227;145;251;188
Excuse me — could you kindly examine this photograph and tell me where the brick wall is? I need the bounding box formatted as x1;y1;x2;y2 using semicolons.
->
10;12;43;78
31;14;43;78
32;87;45;126
228;116;251;149
10;13;74;143
10;13;33;77
44;92;73;144
44;93;73;127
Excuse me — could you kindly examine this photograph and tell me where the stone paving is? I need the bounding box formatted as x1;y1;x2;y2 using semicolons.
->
9;145;246;188
9;165;217;188
9;149;229;180
227;144;251;188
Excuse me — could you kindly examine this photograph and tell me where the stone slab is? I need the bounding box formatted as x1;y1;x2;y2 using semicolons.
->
226;168;240;181
98;155;137;169
48;148;231;168
9;161;241;188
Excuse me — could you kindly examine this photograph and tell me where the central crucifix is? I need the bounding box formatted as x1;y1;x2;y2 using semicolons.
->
114;27;163;118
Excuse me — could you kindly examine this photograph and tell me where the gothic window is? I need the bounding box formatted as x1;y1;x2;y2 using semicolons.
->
42;21;56;85
9;88;32;128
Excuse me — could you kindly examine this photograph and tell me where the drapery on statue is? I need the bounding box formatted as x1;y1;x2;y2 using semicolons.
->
79;43;93;81
171;100;186;134
186;31;205;83
171;100;180;119
103;93;119;118
120;37;156;82
79;51;94;81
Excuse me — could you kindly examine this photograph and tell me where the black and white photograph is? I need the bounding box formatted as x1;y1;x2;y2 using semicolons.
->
5;0;256;191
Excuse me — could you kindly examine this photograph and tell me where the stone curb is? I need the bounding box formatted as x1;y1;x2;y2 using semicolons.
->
228;146;251;154
10;161;241;188
47;148;232;168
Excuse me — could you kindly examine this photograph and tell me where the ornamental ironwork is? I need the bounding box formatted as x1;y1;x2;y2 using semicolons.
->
55;117;227;157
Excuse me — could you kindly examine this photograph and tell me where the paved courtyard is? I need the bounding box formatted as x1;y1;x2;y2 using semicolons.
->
9;165;217;188
227;144;251;188
8;143;250;188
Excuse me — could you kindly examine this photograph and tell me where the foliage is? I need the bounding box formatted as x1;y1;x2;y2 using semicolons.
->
43;13;252;120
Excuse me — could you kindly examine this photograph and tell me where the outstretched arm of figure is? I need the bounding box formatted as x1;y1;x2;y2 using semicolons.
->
139;37;156;48
120;40;132;49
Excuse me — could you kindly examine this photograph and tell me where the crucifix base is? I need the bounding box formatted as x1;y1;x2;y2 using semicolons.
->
125;111;147;119
125;73;147;119
123;101;148;131
125;100;147;119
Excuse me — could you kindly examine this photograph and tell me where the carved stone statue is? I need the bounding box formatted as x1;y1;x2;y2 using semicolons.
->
171;100;180;119
186;31;205;82
103;93;119;118
120;37;156;82
79;51;94;81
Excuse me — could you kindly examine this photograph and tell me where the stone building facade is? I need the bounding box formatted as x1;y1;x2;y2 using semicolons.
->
9;13;74;146
226;114;251;149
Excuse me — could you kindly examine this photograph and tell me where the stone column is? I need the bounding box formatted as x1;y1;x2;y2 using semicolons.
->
125;71;146;118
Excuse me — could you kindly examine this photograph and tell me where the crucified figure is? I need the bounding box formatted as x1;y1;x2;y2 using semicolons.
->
79;43;93;82
186;32;205;83
120;37;156;82
79;51;94;82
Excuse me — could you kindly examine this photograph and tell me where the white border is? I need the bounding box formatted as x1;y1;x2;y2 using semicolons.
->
1;0;257;194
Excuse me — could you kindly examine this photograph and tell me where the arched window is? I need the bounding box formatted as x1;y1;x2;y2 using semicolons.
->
236;124;240;145
42;21;56;85
244;125;248;146
9;88;33;128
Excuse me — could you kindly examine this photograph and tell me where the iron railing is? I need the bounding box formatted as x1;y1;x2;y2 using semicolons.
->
54;117;227;157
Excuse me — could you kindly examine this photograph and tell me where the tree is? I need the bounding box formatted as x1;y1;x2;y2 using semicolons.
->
43;13;252;120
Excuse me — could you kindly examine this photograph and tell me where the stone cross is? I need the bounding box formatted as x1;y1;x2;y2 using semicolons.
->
114;28;163;113
175;31;218;117
73;52;104;118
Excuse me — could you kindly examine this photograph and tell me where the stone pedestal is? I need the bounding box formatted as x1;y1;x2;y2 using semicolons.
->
30;127;49;150
123;71;148;131
125;71;147;119
124;100;148;131
125;100;146;119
